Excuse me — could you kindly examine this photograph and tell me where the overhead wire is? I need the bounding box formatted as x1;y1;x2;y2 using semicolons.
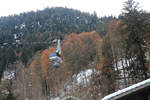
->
0;40;56;48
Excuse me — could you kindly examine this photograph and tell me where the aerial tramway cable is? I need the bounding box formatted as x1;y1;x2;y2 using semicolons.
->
1;34;63;68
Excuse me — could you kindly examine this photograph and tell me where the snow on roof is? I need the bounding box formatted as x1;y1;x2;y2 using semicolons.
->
102;78;150;100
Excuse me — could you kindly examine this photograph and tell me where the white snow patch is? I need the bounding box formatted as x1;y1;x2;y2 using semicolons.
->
62;96;81;100
15;25;19;29
63;69;96;94
114;59;130;70
76;17;80;19
53;97;60;100
20;23;26;29
76;69;93;84
14;34;17;39
2;70;15;81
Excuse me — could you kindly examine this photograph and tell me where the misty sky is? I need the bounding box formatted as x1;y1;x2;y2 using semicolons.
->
0;0;150;17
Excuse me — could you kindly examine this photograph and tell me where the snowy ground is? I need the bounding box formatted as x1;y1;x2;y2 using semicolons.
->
53;69;97;100
114;59;130;70
76;69;94;84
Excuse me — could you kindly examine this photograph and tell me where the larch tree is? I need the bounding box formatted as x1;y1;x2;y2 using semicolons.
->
62;31;103;74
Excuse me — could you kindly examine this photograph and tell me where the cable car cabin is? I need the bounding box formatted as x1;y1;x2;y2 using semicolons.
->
49;52;62;68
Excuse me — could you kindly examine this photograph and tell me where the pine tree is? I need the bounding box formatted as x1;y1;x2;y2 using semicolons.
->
120;0;150;81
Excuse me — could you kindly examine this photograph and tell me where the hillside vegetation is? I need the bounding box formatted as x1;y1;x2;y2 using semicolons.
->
1;0;150;100
0;7;114;80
